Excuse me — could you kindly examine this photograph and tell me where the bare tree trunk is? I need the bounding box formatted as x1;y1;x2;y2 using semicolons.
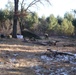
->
12;0;19;38
12;0;51;38
19;21;23;34
19;2;24;35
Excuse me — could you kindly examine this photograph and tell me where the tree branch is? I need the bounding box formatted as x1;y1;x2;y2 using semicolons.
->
25;0;51;11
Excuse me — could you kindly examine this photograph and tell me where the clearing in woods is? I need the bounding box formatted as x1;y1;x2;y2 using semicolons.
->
0;36;76;75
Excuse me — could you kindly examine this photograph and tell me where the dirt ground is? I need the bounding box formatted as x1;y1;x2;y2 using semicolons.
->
0;36;76;75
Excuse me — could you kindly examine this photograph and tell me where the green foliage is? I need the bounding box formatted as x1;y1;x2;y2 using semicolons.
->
60;19;68;33
53;24;61;34
0;9;13;34
57;16;63;25
64;12;74;21
60;19;74;35
37;16;49;33
7;11;13;20
31;12;38;24
0;9;13;21
0;9;14;22
46;14;58;30
67;21;74;35
0;3;76;36
0;10;6;21
72;19;76;28
24;12;39;30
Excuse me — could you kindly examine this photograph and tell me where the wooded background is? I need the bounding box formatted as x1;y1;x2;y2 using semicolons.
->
0;0;76;37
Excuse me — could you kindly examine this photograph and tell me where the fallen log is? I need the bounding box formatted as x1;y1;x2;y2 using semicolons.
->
63;44;75;47
32;41;47;46
46;48;75;57
32;40;60;46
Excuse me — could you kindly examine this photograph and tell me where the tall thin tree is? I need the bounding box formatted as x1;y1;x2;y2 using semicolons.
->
12;0;19;38
12;0;51;38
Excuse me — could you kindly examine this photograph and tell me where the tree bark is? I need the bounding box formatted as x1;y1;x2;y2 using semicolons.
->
12;0;19;38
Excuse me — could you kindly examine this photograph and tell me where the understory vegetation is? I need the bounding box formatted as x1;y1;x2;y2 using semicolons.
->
0;8;76;37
